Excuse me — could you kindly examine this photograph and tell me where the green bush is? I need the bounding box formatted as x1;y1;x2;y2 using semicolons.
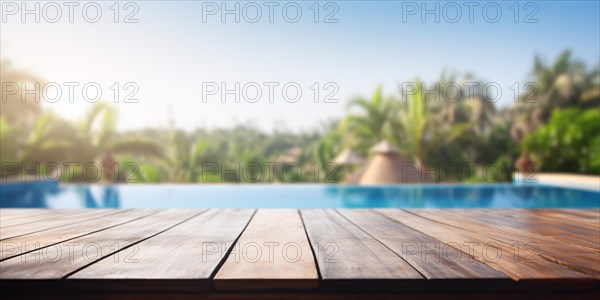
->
523;108;600;174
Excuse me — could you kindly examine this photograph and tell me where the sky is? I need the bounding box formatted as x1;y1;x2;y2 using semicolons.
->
1;0;599;132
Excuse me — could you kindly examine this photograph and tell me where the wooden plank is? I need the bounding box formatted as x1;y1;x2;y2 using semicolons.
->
376;209;596;291
1;210;75;228
0;208;598;295
0;209;156;260
0;209;51;226
529;209;600;226
214;209;318;291
0;209;204;279
0;209;127;240
300;209;424;291
1;210;52;226
0;209;47;221
454;209;599;252
0;209;119;229
337;209;512;291
554;209;600;219
485;209;599;233
68;209;255;293
414;209;600;278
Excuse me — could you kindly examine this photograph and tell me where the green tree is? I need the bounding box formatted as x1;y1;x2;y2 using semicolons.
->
20;103;167;181
530;50;598;109
0;60;43;127
522;108;600;174
511;50;600;140
394;79;472;167
342;86;395;154
71;103;165;163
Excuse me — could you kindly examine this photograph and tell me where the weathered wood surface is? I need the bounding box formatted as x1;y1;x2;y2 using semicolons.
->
215;209;318;290
301;209;425;291
69;209;255;292
0;208;598;296
376;209;597;290
0;209;128;240
0;209;204;279
0;210;155;260
412;209;600;277
337;209;512;291
463;209;599;252
1;209;64;227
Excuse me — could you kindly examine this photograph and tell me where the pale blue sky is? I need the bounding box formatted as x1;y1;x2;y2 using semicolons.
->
1;1;598;132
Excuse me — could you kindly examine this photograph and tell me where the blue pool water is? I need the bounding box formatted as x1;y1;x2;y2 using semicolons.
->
0;182;598;209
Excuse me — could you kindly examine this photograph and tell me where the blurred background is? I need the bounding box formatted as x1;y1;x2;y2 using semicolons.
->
1;1;598;184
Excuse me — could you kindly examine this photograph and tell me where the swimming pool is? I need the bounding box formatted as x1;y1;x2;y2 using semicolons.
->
1;183;598;209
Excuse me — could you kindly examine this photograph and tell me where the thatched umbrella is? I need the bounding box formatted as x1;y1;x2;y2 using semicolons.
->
333;149;366;184
333;149;365;166
368;140;401;154
358;140;429;185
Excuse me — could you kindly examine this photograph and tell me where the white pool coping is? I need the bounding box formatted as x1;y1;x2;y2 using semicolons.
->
515;173;600;192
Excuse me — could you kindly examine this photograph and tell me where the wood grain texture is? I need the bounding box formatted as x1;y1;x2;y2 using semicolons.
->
0;208;598;295
0;209;127;240
0;209;126;230
337;209;512;291
0;209;204;279
414;209;600;277
214;209;318;291
0;209;49;225
376;209;596;291
526;209;600;227
0;209;45;217
301;209;424;291
0;209;156;260
68;209;255;292
466;209;599;252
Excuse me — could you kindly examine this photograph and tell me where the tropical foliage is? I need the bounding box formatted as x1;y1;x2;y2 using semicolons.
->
523;109;600;174
1;50;598;182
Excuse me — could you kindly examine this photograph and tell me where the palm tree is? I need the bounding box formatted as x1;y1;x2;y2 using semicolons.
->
394;78;473;167
395;79;428;165
20;112;77;164
74;103;166;180
0;60;43;127
17;103;166;181
433;72;496;133
342;86;395;154
529;50;598;115
177;136;209;182
315;128;342;171
510;50;599;141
